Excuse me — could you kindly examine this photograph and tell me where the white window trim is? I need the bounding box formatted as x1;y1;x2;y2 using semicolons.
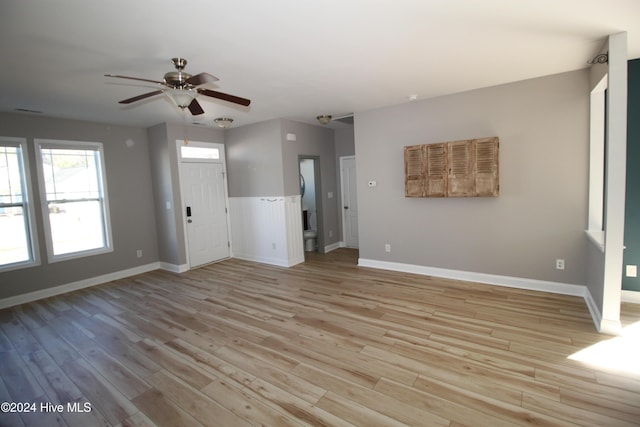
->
35;139;113;263
586;75;607;252
0;137;40;272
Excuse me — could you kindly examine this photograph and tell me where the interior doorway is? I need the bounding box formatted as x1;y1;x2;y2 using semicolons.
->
299;156;323;253
340;155;359;248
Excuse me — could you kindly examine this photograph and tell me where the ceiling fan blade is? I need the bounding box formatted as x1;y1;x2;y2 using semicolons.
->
105;74;164;85
186;72;219;86
118;90;163;104
198;88;251;107
188;99;205;115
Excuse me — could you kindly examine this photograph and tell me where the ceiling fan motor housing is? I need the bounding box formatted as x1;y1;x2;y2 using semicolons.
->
165;58;192;88
164;70;193;88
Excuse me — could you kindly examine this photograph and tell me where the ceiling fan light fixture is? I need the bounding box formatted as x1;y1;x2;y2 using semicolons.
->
214;117;234;128
317;115;332;125
166;88;198;108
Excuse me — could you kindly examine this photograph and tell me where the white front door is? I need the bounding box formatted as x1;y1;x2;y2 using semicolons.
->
341;156;359;248
181;162;229;267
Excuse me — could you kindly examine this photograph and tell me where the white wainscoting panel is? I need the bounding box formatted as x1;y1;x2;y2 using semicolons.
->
285;195;305;266
229;196;304;267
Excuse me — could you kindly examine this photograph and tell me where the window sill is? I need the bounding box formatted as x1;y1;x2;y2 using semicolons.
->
585;229;605;253
47;246;113;264
0;259;41;274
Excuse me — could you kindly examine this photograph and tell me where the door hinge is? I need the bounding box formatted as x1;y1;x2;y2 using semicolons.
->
225;207;228;214
227;241;230;248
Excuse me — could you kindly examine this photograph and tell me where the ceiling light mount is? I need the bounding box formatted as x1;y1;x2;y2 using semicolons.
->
316;115;332;125
214;117;234;128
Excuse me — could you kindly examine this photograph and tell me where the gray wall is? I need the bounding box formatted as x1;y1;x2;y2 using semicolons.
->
0;112;159;298
335;127;356;159
148;123;179;265
354;70;590;284
225;120;284;197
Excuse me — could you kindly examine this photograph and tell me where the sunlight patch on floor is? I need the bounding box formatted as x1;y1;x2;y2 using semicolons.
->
569;320;640;376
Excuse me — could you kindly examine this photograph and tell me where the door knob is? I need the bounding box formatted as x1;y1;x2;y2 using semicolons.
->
344;206;349;210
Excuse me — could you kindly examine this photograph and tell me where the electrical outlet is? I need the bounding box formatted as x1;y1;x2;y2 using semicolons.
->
626;265;638;277
136;249;143;258
272;243;277;250
556;259;565;270
385;243;391;253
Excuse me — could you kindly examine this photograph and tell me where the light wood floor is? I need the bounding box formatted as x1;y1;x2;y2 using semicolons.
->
1;249;639;426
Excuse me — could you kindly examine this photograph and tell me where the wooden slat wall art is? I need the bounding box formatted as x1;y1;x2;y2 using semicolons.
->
404;137;499;198
404;145;425;197
426;143;447;197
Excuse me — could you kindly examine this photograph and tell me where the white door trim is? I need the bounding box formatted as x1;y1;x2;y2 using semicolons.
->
339;155;358;248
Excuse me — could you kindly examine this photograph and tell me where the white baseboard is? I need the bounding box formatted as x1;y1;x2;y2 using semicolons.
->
324;242;342;253
358;258;586;296
159;262;189;273
0;262;161;310
622;290;640;303
232;253;302;268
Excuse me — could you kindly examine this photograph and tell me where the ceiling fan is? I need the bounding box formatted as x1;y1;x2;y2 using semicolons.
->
105;57;251;115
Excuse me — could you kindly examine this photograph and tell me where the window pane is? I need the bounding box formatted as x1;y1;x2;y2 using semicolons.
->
41;148;100;201
49;200;105;255
181;146;220;160
38;142;110;260
0;146;24;204
0;206;29;264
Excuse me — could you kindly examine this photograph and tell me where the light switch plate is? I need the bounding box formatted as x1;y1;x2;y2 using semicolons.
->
626;265;638;277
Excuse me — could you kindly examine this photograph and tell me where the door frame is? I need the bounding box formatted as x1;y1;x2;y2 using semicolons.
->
298;155;324;253
176;140;231;269
339;155;358;248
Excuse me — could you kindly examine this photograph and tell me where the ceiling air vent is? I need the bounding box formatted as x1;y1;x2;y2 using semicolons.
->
14;108;43;114
333;114;353;125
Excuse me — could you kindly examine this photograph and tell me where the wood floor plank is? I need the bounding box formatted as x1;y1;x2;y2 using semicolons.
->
212;344;326;404
200;378;303;427
411;374;575;427
145;370;252;427
133;339;216;390
0;350;47;403
0;249;638;426
522;392;639;427
0;375;26;427
131;388;202;427
114;410;157;427
61;358;138;425
373;376;518;427
293;363;450;426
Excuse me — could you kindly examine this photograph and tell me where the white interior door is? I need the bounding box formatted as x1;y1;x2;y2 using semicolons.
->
181;162;229;267
341;156;359;248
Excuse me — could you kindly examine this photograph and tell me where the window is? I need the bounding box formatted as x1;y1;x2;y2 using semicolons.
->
36;140;112;261
180;145;220;160
0;138;38;271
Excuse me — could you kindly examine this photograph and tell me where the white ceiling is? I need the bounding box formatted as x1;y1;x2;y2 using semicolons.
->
1;0;639;130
